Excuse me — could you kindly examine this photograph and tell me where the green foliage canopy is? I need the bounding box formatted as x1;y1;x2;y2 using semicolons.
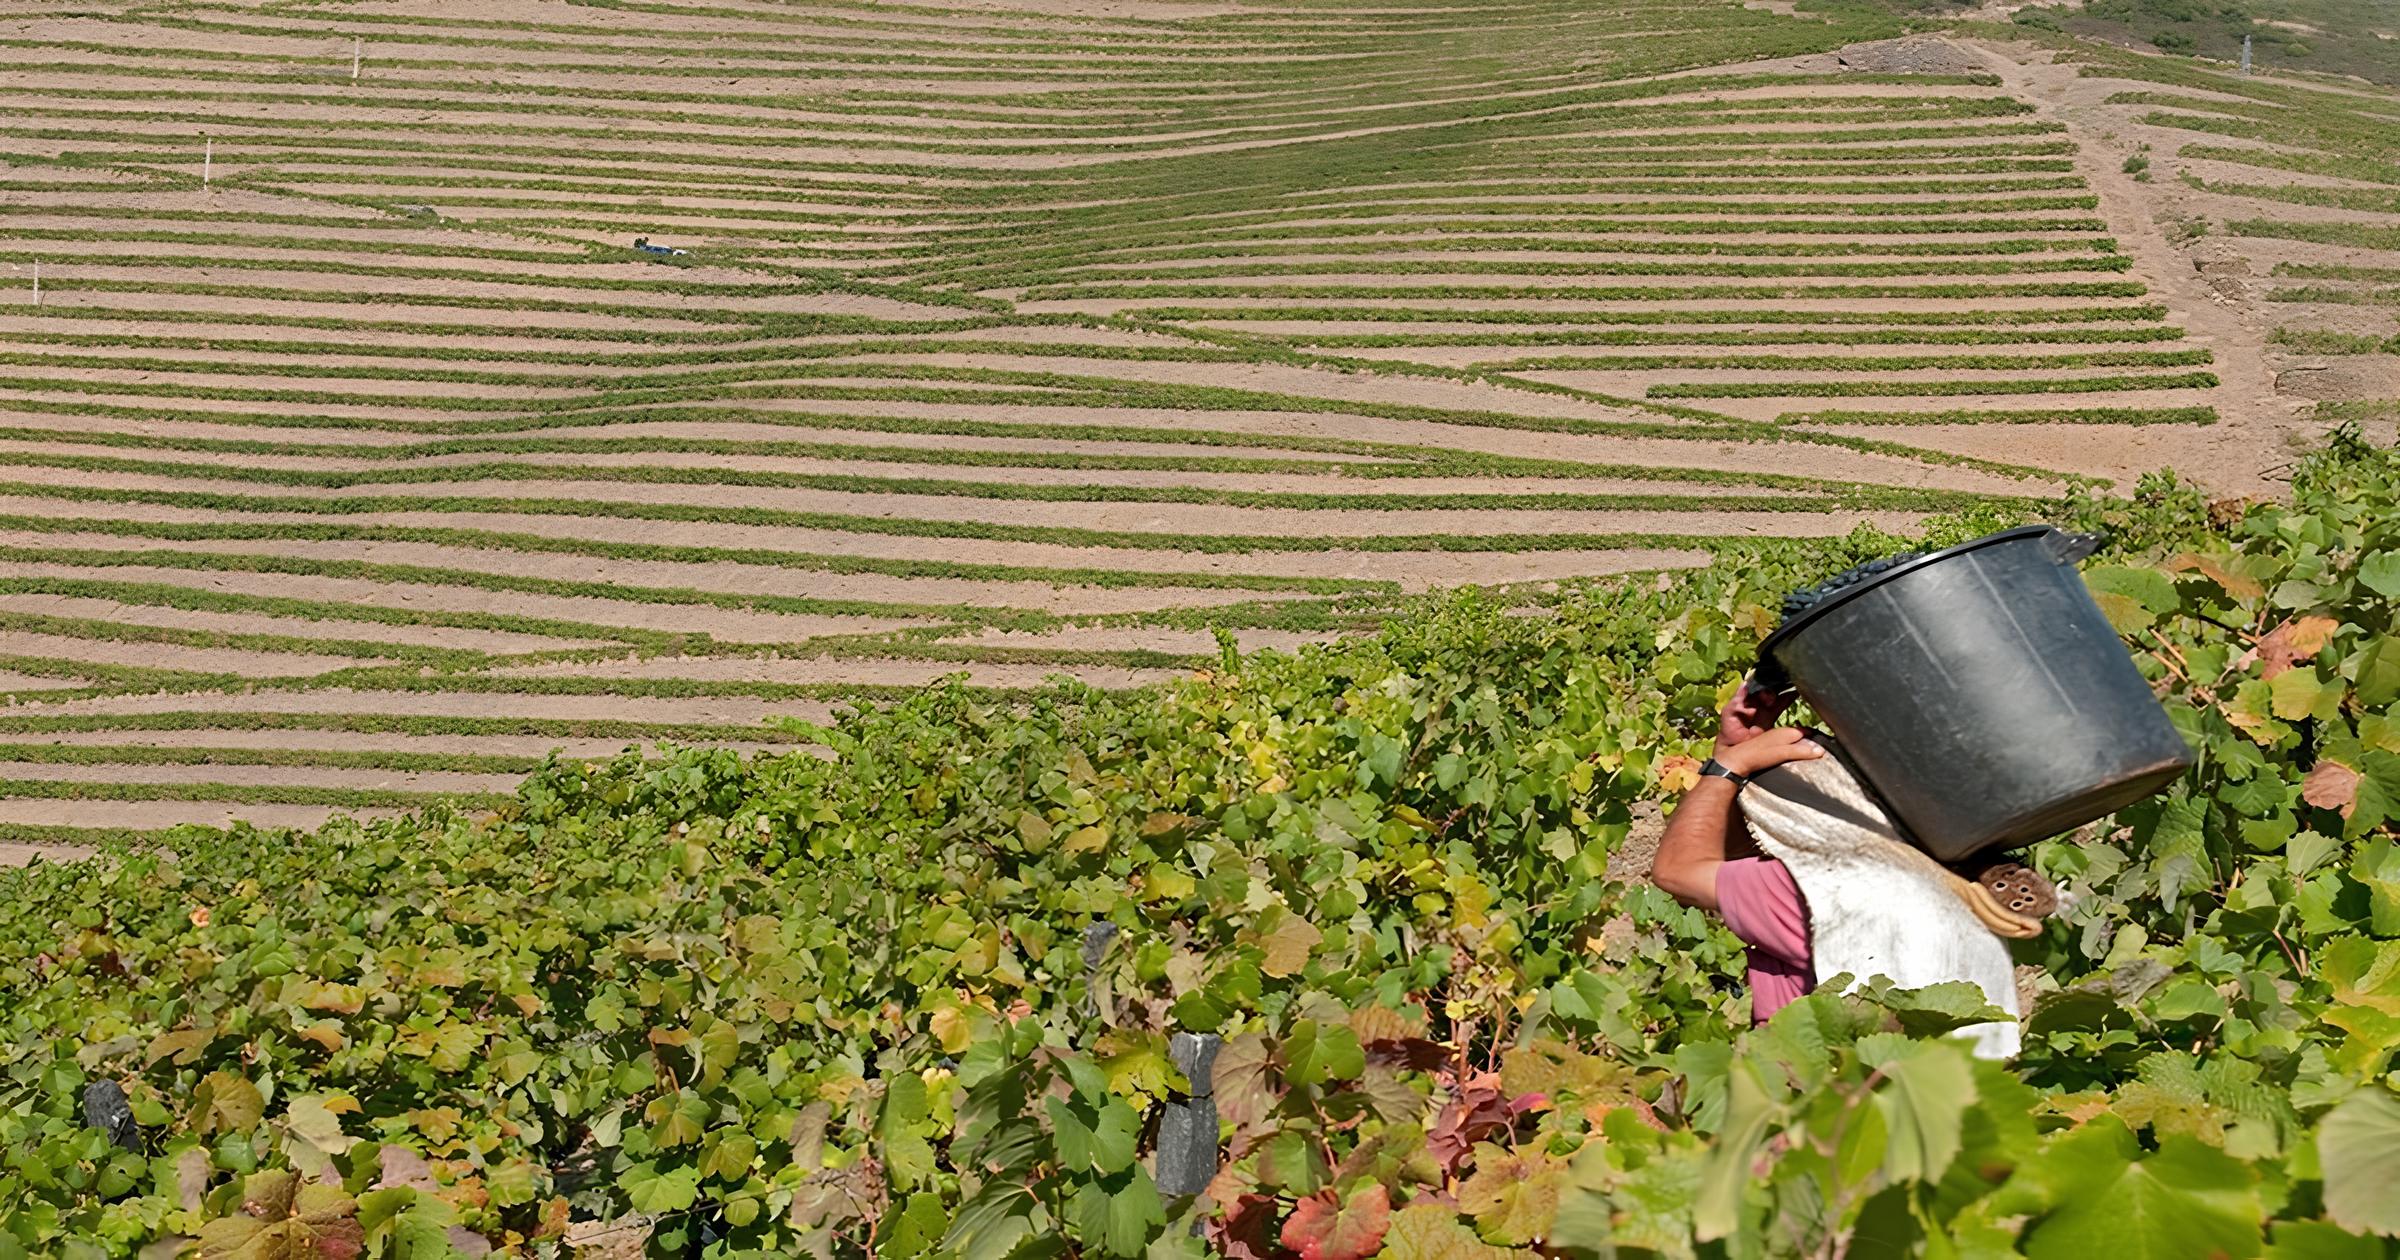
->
3;436;2398;1257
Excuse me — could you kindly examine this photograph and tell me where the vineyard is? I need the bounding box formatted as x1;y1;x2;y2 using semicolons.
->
0;0;2390;841
3;425;2397;1257
3;0;2400;1255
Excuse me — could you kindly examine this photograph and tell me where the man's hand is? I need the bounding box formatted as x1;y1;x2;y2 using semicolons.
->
1716;681;1790;752
1714;725;1824;777
1714;681;1823;777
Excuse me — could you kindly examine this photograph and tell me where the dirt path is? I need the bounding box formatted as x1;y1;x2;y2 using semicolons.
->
1958;39;2306;494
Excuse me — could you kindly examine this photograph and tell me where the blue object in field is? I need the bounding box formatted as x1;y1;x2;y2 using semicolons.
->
632;237;687;256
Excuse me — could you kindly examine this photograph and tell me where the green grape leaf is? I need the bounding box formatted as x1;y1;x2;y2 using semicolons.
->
621;1162;700;1215
2357;553;2400;601
2351;635;2400;708
1048;1096;1139;1176
1858;1035;1974;1183
1068;1171;1164;1258
1281;1021;1364;1087
2020;1131;2262;1260
646;1090;709;1148
2317;1088;2400;1237
2264;1220;2388;1259
1695;1063;1778;1242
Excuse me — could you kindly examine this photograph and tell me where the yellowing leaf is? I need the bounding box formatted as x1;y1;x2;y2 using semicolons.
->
193;1071;263;1137
285;1096;351;1156
2269;668;2328;720
1383;1204;1526;1260
2089;590;2155;635
395;1022;482;1072
1251;906;1322;979
928;1006;973;1055
288;978;362;1015
146;1027;212;1067
2166;550;2265;600
1457;1146;1566;1245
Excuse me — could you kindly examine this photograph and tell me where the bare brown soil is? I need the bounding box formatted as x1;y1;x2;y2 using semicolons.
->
0;476;1918;539
0;549;1270;620
1952;38;2346;494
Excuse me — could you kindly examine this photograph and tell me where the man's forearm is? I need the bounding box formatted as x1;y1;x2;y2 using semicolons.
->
1652;776;1741;909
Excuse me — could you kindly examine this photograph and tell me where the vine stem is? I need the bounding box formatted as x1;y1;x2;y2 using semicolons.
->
1811;1066;1889;1260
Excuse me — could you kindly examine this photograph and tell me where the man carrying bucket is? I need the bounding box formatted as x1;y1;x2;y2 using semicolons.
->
1651;525;2198;1056
1649;680;2063;1056
1640;527;2185;1056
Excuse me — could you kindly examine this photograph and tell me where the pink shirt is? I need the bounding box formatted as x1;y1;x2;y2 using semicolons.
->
1716;856;1813;1023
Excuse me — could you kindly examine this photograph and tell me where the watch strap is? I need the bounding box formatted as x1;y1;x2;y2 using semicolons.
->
1698;758;1749;789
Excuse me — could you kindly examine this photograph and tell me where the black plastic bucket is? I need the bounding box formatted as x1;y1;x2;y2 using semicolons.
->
1756;525;2193;861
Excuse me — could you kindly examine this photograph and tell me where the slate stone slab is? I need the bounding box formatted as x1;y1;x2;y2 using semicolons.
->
1156;1031;1223;1196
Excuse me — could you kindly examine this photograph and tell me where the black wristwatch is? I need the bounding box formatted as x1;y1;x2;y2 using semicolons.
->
1698;758;1750;790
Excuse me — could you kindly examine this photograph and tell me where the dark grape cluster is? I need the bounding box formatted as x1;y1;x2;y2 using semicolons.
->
1778;550;1925;624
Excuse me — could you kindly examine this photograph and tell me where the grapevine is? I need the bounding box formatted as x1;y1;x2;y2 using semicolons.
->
0;435;2394;1257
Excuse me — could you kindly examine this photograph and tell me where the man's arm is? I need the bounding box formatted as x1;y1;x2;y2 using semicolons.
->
1650;685;1823;911
1652;774;1742;911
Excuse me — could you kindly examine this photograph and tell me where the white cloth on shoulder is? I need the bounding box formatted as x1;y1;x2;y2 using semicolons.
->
1738;743;2022;1060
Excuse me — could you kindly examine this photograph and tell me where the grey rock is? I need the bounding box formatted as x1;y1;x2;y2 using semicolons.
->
1154;1097;1219;1196
83;1080;137;1150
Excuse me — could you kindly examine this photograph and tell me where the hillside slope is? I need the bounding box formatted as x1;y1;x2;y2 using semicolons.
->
0;0;2387;840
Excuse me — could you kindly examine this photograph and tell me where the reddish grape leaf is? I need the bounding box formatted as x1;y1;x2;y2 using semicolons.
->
2303;760;2363;817
2256;616;2341;679
1211;1193;1294;1260
1349;1001;1429;1044
1281;1184;1392;1260
1429;1081;1515;1176
1213;1032;1278;1134
1363;1037;1449;1072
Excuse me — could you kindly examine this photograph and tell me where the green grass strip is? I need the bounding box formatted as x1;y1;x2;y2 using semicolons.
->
1654;371;2220;399
1778;405;2218;426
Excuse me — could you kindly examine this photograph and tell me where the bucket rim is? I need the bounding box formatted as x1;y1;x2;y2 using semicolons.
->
1757;524;2061;671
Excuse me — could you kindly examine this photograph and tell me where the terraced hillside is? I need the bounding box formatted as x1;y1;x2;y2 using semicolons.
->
0;0;2383;844
1971;35;2400;432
